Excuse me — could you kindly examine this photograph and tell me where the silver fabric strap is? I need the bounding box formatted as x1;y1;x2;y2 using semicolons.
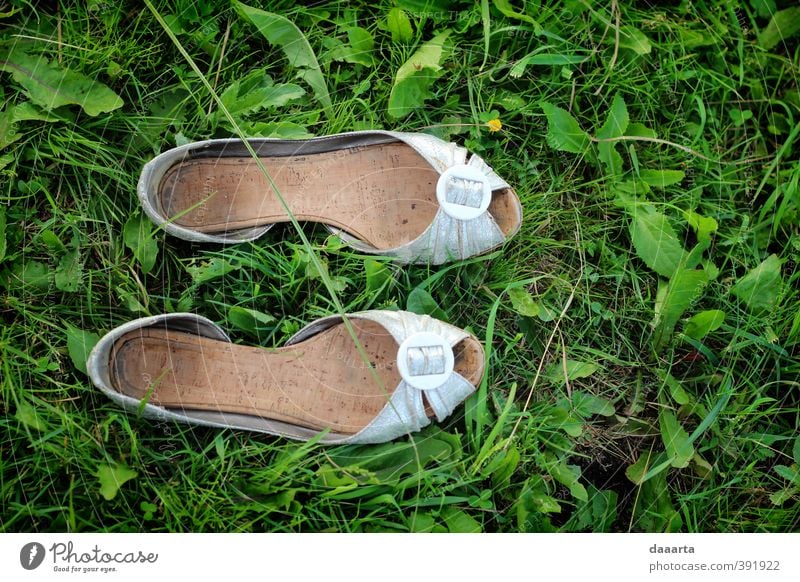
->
331;132;511;264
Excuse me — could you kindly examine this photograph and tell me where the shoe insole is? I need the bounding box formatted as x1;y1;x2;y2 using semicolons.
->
109;319;483;435
159;142;520;250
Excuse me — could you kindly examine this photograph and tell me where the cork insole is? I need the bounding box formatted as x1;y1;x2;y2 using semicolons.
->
109;320;484;435
159;142;520;250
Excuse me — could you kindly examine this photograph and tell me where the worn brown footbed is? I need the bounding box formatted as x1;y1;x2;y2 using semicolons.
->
160;142;520;249
109;319;484;435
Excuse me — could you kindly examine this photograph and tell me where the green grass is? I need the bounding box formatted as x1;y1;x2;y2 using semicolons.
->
1;0;799;532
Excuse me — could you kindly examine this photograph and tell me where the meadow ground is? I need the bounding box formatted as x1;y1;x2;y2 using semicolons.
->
1;0;799;532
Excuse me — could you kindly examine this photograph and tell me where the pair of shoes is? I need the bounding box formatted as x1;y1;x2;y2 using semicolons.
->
88;131;522;444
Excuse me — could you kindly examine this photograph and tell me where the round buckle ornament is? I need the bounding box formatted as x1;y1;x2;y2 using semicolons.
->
396;332;454;391
436;164;492;221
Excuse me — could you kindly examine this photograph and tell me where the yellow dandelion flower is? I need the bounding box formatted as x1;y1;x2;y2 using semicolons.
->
486;118;502;132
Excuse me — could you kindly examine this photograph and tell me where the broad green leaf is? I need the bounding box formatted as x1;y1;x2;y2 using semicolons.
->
0;206;6;263
612;179;651;210
40;229;66;254
683;210;718;242
626;450;658;485
653;269;709;350
129;88;189;150
364;259;391;293
97;464;137;501
678;28;718;49
759;7;800;50
387;31;449;119
639;169;685;189
629;205;685;278
186;257;239;284
494;93;525;112
550;461;588;502
508;287;539;317
683;239;711;272
0;106;21;149
395;1;455;14
441;507;481;533
217;71;304;121
55;249;83;292
409;512;440;533
233;1;331;114
322;428;460;487
386;8;413;43
406;287;447;321
625;451;672;485
528;491;561;514
729;108;753;127
730;254;782;312
541;102;590;154
751;0;777;19
517;476;561;525
248;489;297;513
793;435;800;465
691;452;713;478
66;325;100;375
597;93;629;176
570;485;618;533
509;52;589;77
247;121;313;139
684;310;725;340
548;405;583;437
302;255;347;292
123;214;158;275
227;306;276;335
0;48;123;116
547;360;600;386
618;26;652;55
490;446;520;487
572;391;615;417
535;302;558;322
0;103;54;149
766;112;791;136
13;101;60;122
598;93;629;138
770;488;798;506
698;262;719;281
344;27;375;67
634;470;683;532
140;501;157;521
121;291;147;314
773;464;799;485
660;409;694;468
660;371;691;406
10;260;50;289
626;122;657;139
15;402;46;431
